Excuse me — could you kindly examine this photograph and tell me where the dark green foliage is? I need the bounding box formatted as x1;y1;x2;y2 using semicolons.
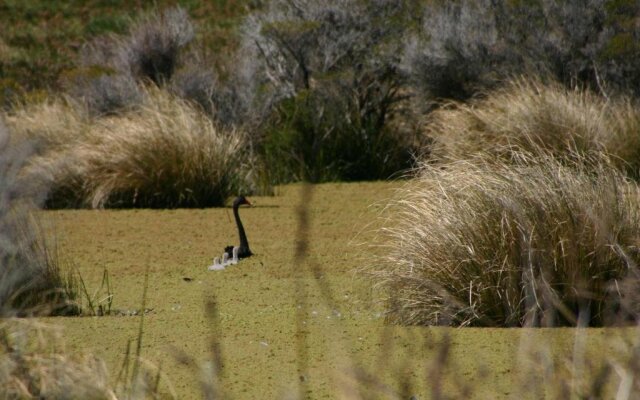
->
244;0;421;182
263;70;417;183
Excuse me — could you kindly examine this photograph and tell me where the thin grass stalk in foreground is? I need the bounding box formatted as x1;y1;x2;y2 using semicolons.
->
294;182;313;399
202;297;225;399
130;264;149;394
374;153;640;326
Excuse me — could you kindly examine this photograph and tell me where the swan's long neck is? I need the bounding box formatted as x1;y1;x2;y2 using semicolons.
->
233;203;250;250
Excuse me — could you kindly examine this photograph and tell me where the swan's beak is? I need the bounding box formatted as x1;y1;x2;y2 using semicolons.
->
245;199;252;206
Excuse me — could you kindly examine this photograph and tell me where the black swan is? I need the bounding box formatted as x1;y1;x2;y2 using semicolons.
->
224;196;253;259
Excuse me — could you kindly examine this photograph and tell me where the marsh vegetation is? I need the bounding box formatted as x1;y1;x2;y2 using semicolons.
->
3;0;640;398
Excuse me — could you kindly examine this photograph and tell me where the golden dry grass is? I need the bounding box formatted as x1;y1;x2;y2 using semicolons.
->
373;153;640;327
76;87;253;208
0;318;175;399
6;97;90;149
426;78;640;176
7;87;255;208
0;319;115;399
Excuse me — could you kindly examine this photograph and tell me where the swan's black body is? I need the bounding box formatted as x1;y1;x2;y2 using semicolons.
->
224;196;252;259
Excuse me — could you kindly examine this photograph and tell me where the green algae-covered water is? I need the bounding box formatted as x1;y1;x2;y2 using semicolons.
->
39;182;639;399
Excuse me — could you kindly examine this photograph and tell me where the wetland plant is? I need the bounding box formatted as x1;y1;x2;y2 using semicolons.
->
66;6;195;116
12;87;256;208
0;287;165;399
426;78;640;178
0;320;114;399
375;153;640;327
0;118;78;316
76;87;255;208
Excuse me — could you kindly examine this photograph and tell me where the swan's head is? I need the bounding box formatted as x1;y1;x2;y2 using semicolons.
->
234;196;252;207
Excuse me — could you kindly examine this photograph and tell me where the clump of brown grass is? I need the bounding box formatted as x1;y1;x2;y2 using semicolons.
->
427;78;640;177
5;98;90;207
5;97;90;149
0;318;173;399
0;320;115;399
10;87;255;208
0;117;79;316
76;87;254;208
374;153;640;327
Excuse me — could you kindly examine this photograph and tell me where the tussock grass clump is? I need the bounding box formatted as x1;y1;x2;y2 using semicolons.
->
14;88;254;208
0;319;171;398
0;210;80;316
0;320;114;398
6;97;89;149
427;79;640;176
79;88;253;208
0;118;78;316
375;154;640;327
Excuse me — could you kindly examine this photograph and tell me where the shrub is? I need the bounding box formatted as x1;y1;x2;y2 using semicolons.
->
403;0;640;102
240;0;421;180
401;0;513;102
63;68;142;117
169;63;216;115
0;118;78;316
263;72;418;182
242;0;417;96
373;154;640;327
65;6;194;116
426;78;640;177
206;52;260;129
62;32;142;116
124;6;195;85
